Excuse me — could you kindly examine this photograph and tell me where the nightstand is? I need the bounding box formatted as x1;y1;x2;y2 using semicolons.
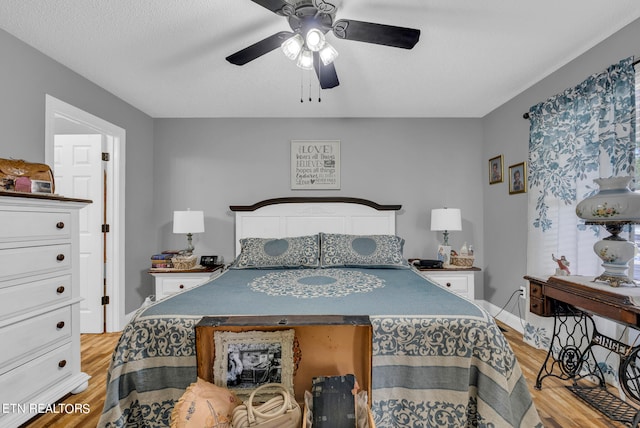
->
413;266;480;300
149;265;224;300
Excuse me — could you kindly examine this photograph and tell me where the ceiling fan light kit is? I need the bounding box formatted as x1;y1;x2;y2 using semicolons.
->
226;0;420;90
296;48;314;70
281;34;304;59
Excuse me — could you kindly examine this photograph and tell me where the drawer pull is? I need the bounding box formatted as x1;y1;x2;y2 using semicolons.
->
56;286;65;294
532;303;539;309
58;360;67;368
446;282;452;287
56;321;65;329
56;221;65;229
56;254;65;261
179;284;185;289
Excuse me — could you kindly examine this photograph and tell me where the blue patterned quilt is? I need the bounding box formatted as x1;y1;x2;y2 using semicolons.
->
99;268;541;427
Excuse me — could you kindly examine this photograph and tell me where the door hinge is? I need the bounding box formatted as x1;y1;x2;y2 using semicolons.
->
102;152;110;161
101;295;110;305
102;224;110;233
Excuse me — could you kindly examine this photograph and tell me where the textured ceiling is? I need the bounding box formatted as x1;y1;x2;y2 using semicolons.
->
1;0;639;118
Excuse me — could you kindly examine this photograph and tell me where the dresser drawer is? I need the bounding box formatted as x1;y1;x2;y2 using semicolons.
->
0;342;73;407
0;275;71;321
0;209;70;244
530;282;544;299
0;306;72;373
0;244;71;281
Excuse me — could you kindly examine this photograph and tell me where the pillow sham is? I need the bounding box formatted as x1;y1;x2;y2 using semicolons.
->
231;234;320;269
319;233;410;269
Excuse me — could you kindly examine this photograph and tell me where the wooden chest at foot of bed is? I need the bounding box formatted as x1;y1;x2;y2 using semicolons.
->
195;315;372;408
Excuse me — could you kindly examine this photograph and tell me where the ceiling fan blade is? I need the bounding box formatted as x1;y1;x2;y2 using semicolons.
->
226;31;294;65
249;0;291;15
313;52;339;89
332;19;420;49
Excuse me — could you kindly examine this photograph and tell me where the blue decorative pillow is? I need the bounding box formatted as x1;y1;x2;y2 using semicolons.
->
231;235;320;269
319;233;410;269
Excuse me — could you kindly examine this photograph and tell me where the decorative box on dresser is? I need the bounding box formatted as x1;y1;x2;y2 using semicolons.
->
0;192;91;427
414;267;480;300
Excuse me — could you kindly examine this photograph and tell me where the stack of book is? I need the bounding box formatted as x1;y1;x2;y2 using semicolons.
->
150;251;179;269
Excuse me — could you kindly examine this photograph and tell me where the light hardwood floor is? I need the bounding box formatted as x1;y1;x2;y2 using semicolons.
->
20;323;631;427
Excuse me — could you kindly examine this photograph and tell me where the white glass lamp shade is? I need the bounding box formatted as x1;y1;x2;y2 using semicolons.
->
173;210;205;234
281;34;304;60
305;28;326;52
296;49;314;70
575;176;640;286
430;208;462;232
319;43;339;65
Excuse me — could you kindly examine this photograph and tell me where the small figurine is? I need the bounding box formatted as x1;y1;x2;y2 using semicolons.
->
552;254;570;275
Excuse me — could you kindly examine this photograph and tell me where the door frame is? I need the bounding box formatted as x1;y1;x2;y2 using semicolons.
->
45;94;126;332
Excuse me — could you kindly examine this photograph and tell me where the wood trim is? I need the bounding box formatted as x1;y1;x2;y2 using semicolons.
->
230;197;401;212
0;190;92;204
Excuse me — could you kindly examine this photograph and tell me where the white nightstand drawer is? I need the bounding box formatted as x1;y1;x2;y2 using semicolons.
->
150;267;223;300
427;275;469;293
161;277;208;295
0;306;72;373
414;267;477;301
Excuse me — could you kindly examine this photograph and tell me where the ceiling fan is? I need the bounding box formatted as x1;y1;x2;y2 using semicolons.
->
226;0;421;89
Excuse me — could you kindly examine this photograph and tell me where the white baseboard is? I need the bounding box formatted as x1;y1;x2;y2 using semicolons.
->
477;299;525;335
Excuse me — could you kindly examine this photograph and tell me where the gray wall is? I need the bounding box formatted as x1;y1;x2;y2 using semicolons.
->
0;28;156;313
153;118;485;297
482;18;640;311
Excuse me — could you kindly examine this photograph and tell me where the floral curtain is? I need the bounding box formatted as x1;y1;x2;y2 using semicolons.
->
524;57;636;385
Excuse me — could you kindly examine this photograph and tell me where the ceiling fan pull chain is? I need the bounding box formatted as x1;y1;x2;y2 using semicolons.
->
300;68;304;103
309;70;312;102
318;60;322;102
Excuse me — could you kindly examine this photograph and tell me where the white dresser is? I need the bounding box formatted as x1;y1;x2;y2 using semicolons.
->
0;192;91;427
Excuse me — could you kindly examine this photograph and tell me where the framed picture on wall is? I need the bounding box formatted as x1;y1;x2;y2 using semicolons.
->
489;155;503;184
291;140;340;190
508;162;527;194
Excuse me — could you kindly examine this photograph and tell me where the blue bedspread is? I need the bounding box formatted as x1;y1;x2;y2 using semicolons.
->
99;268;541;427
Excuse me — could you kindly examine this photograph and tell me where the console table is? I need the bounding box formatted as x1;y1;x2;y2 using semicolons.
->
525;275;640;426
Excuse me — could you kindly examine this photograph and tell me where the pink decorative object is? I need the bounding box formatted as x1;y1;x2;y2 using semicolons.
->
14;176;32;193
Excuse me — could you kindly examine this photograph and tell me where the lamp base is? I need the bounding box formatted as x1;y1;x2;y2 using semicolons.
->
590;223;636;287
593;271;635;288
179;233;195;256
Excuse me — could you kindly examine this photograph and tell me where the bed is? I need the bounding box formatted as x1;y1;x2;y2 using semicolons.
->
99;197;541;428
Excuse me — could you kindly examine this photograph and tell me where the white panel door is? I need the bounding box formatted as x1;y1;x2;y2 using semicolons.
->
54;134;104;333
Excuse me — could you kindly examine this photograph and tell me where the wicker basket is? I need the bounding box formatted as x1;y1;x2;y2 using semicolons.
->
450;255;474;268
171;255;197;270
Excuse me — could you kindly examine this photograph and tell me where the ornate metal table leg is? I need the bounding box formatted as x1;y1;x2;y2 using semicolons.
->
535;305;603;389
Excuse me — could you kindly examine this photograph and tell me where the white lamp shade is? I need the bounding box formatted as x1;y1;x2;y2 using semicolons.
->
173;210;205;234
430;208;462;231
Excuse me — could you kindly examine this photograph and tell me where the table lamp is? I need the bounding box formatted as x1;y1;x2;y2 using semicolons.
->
430;208;462;246
173;209;205;255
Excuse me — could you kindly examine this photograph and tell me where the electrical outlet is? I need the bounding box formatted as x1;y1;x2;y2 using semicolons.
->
519;286;526;299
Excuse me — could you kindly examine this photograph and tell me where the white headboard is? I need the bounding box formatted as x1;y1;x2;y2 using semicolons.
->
230;197;402;256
